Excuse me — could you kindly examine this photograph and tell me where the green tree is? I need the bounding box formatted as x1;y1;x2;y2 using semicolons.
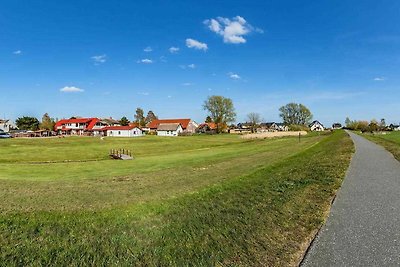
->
119;116;130;126
203;95;236;133
279;103;313;126
134;108;146;127
145;111;158;124
247;112;262;133
345;117;352;128
40;113;55;130
205;116;213;123
16;116;40;131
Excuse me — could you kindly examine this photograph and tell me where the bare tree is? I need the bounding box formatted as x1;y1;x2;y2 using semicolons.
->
247;112;262;133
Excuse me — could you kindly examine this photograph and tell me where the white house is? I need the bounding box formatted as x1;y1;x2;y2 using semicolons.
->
0;119;14;133
103;125;143;137
309;120;325;131
146;119;198;133
156;123;183;136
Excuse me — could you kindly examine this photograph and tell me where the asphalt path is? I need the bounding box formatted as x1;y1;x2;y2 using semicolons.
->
302;131;400;266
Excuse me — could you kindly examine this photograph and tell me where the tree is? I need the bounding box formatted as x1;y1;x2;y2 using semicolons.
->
145;111;158;124
134;108;146;127
379;118;386;131
40;113;55;130
119;116;130;126
16;116;40;131
205;116;213;123
279;103;313;126
345;117;352;128
203;95;236;133
247;112;262;133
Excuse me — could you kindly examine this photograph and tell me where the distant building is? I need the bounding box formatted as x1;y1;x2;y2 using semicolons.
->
332;123;342;130
103;125;143;137
146;119;198;133
257;122;288;133
0;119;12;133
54;118;105;135
197;122;218;134
389;124;400;131
156;123;183;136
309;120;325;131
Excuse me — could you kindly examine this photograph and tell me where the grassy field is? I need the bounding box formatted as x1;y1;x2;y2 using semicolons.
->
0;132;353;266
361;131;400;161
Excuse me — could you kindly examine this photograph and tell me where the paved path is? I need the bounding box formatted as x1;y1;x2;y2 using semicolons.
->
302;131;400;266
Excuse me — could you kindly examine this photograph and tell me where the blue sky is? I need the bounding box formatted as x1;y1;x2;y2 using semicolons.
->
1;0;400;125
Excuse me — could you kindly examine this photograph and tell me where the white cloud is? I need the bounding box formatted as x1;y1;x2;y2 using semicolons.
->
160;56;167;62
138;92;149;96
169;47;180;53
188;64;196;69
144;46;153;52
60;86;84;93
137;59;153;64
91;54;107;64
13;50;22;55
374;77;386;81
182;82;193;86
186;38;208;51
228;72;241;80
204;16;262;44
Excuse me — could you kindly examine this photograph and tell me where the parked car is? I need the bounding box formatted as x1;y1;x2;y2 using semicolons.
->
0;132;12;138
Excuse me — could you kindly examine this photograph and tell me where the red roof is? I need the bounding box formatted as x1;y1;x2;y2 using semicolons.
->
101;125;139;131
54;118;98;130
147;119;191;129
199;122;217;130
87;118;99;130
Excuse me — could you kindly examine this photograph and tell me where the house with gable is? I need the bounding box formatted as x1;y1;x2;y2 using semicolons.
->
146;119;198;133
0;119;14;133
102;123;143;137
156;123;183;136
309;120;325;131
54;118;108;135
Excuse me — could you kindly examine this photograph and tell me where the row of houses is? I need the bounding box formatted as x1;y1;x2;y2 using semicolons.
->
53;118;199;137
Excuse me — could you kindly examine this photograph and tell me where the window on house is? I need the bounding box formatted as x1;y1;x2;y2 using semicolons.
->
118;131;121;135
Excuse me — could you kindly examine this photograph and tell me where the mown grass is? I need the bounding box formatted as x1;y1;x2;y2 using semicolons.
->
0;131;353;266
361;131;400;161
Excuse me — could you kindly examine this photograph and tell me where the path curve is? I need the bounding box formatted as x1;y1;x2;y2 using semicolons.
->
302;131;400;266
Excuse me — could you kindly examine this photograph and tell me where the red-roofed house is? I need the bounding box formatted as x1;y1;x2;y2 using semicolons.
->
54;118;107;135
196;122;218;134
145;119;198;133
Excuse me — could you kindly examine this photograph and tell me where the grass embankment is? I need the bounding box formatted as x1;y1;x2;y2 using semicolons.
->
0;131;353;266
361;131;400;161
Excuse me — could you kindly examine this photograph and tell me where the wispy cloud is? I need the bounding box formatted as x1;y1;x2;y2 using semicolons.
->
182;82;193;86
91;54;107;64
143;46;153;52
186;38;208;51
13;50;22;55
169;46;180;53
204;16;262;44
137;59;153;64
228;72;241;80
180;64;196;69
60;86;84;93
374;77;386;81
138;92;149;96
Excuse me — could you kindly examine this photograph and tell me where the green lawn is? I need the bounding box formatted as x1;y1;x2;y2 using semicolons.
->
0;132;353;266
361;131;400;161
